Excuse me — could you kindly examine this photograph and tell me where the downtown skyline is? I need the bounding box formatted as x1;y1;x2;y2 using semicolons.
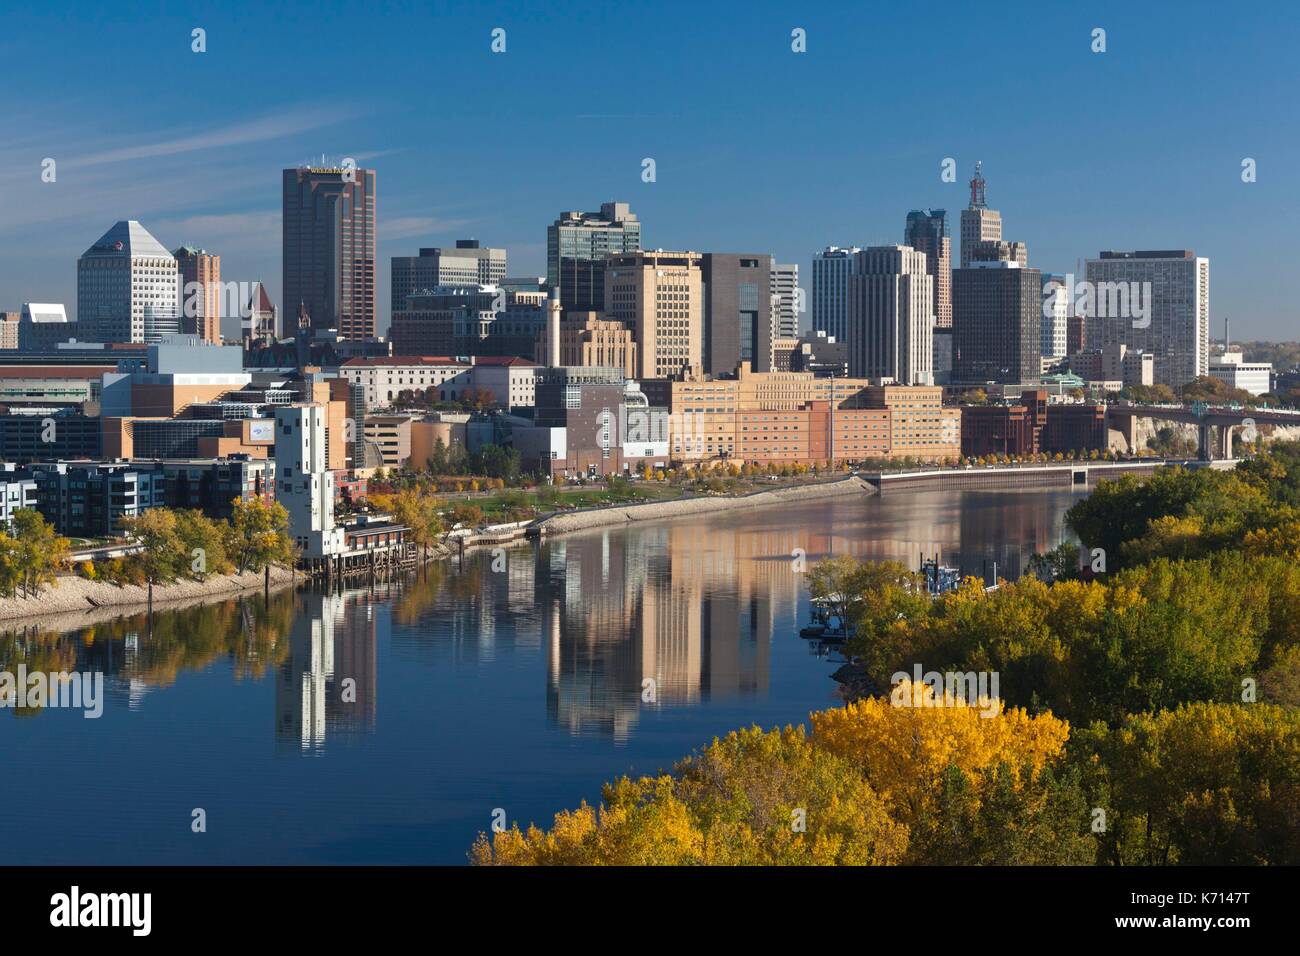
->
1;0;1296;341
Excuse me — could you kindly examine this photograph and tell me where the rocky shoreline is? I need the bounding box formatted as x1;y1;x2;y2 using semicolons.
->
0;566;298;627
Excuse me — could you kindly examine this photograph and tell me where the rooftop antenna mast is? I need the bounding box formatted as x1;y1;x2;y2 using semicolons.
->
969;160;987;209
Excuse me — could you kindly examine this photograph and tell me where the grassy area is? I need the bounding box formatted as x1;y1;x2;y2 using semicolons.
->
468;482;684;521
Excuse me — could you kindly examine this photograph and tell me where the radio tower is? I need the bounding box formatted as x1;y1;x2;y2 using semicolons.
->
969;160;987;209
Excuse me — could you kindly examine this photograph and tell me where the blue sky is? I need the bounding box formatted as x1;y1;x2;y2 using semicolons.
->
1;0;1296;340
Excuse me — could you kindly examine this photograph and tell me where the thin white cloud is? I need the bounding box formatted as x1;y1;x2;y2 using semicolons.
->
64;104;355;169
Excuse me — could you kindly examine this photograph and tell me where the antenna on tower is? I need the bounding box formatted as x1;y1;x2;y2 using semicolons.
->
969;161;987;209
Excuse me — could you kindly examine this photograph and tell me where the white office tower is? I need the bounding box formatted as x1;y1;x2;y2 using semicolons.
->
274;404;345;561
1041;273;1069;360
77;220;179;344
770;262;800;339
846;246;934;385
1084;250;1210;387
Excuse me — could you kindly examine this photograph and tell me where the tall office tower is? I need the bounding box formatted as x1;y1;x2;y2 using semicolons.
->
811;246;860;342
959;162;1003;268
547;202;641;312
245;281;279;345
77;220;179;344
845;246;934;385
904;210;952;329
770;262;800;341
604;250;703;380
282;165;377;340
700;253;772;375
389;239;507;313
1041;273;1070;360
173;245;222;343
1084;250;1210;387
952;260;1043;385
274;403;345;562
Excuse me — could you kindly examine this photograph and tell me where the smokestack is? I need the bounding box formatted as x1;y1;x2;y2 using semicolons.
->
547;288;561;368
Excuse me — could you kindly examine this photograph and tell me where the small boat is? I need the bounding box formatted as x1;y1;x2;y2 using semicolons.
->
799;624;827;638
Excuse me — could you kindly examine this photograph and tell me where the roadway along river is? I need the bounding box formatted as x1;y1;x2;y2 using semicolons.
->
2;486;1085;864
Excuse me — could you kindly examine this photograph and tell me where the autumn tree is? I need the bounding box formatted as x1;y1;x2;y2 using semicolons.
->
9;508;71;598
226;497;295;572
120;508;187;603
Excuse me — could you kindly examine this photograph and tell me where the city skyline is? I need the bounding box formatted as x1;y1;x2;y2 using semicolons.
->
2;1;1295;340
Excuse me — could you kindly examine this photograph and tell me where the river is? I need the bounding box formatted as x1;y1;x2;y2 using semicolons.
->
1;487;1084;864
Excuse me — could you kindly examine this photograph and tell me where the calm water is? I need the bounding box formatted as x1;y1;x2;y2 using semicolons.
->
2;488;1083;864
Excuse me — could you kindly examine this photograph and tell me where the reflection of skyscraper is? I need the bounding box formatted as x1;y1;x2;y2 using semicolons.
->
543;521;776;739
276;591;377;751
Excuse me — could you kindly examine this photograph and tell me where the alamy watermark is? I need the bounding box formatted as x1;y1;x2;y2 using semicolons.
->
1043;274;1152;329
890;665;1000;718
0;665;103;718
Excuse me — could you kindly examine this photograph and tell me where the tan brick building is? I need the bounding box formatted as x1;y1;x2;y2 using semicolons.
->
605;250;703;380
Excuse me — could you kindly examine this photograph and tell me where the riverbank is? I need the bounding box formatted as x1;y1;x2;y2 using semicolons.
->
532;475;876;536
0;566;298;626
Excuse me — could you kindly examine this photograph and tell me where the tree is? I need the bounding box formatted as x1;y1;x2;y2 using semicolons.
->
1077;702;1300;865
0;529;21;598
226;497;294;573
804;555;861;632
471;725;908;866
383;488;444;561
120;508;187;604
174;509;232;579
9;508;70;598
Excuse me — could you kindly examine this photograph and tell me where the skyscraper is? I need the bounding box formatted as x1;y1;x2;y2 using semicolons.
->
282;165;377;340
904;210;951;329
174;245;221;344
811;246;860;343
604;250;703;380
700;253;772;375
959;162;1002;269
547;203;641;313
1084;250;1210;387
1041;273;1069;361
77;220;178;344
390;239;507;313
952;260;1043;385
845;246;934;385
770;263;800;342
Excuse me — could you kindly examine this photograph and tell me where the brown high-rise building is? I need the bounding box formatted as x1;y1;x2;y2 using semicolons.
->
604;250;703;380
904;210;951;329
282;165;377;341
174;246;221;343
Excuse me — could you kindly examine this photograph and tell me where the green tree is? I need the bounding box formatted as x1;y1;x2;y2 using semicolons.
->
226;497;294;573
120;508;187;603
10;508;71;598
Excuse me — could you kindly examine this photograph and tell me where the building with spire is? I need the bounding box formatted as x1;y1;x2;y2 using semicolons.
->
244;282;278;345
959;162;1003;269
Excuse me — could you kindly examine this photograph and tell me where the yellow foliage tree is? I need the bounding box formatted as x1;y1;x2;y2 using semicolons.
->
809;680;1070;831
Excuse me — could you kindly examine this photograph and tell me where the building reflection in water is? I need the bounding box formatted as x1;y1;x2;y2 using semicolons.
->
535;490;1076;740
275;589;379;752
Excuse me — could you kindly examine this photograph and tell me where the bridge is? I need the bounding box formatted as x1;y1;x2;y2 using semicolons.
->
863;458;1230;494
1107;403;1300;460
